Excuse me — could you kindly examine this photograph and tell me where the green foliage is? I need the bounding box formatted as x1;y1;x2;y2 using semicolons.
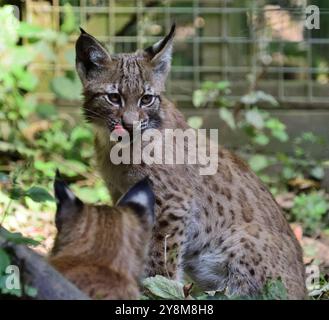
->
248;154;269;173
142;276;185;300
191;79;294;191
142;276;288;300
291;192;329;235
0;228;39;247
276;132;326;183
219;107;236;130
61;3;77;35
193;80;231;108
23;186;55;203
0;249;10;275
0;229;39;298
205;279;288;300
187;116;203;129
192;80;288;151
0;5;109;222
259;279;288;300
50;73;82;101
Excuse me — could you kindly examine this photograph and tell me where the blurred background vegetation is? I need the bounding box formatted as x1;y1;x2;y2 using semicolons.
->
0;0;328;299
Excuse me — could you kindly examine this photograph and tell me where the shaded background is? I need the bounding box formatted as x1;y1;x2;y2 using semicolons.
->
5;0;329;158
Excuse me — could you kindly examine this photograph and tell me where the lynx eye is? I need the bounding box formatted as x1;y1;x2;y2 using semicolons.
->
140;94;155;107
106;93;121;105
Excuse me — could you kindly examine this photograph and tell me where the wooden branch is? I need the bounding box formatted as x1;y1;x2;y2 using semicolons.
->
0;227;90;300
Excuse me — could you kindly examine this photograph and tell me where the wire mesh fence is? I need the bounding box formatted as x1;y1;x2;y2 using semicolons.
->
24;0;329;107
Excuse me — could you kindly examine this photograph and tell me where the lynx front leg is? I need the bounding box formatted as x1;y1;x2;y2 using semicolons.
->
146;203;187;281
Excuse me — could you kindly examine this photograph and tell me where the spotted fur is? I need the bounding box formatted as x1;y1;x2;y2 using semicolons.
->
75;27;306;299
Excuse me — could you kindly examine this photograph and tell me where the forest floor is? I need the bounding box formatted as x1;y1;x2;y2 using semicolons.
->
2;193;329;300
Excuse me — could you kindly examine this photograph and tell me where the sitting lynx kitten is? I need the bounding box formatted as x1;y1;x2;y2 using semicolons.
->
49;172;155;300
75;26;306;299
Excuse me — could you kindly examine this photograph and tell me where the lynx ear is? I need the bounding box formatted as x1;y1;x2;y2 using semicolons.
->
117;177;155;224
144;24;175;88
54;170;83;230
75;28;111;84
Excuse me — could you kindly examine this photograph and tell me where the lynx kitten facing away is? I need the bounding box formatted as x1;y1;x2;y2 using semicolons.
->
49;173;155;300
75;26;306;299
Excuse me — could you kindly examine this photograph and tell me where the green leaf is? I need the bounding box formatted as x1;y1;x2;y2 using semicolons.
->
61;159;88;174
18;71;38;91
272;130;289;142
216;80;230;91
241;92;258;105
245;109;264;129
0;249;11;274
187;116;203;129
11;46;36;68
0;6;19;47
192;89;207;108
143;275;185;300
71;126;93;143
50;75;82;100
35;104;58;119
17;22;43;38
292;192;328;235
248;155;269;172
201;81;217;90
219;108;235;129
241;91;278;106
253;134;269;146
72;183;110;203
25;285;38;298
25;186;54;203
282;167;295;180
261;279;288;300
61;3;76;34
0;229;39;246
9;186;24;200
266;118;288;142
34;160;57;177
310;166;324;180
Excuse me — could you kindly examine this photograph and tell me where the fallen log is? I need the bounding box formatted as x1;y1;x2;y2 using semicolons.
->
0;227;90;300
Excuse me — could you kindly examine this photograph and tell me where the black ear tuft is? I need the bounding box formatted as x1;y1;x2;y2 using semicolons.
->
117;177;155;223
54;170;83;230
79;27;87;34
75;30;111;84
144;23;176;58
144;23;176;89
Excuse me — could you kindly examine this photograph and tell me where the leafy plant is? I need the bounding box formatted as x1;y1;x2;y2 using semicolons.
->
291;192;329;235
0;5;109;217
191;79;292;188
142;276;186;300
142;276;288;300
276;132;326;184
192;80;288;150
0;229;39;298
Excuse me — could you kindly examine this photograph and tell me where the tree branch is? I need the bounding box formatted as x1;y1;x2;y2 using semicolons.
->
0;227;90;300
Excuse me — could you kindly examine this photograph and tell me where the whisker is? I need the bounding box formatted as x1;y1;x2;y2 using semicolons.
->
83;107;117;130
83;108;106;118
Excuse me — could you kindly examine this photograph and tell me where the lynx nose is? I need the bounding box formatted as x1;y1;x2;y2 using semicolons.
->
122;111;140;132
